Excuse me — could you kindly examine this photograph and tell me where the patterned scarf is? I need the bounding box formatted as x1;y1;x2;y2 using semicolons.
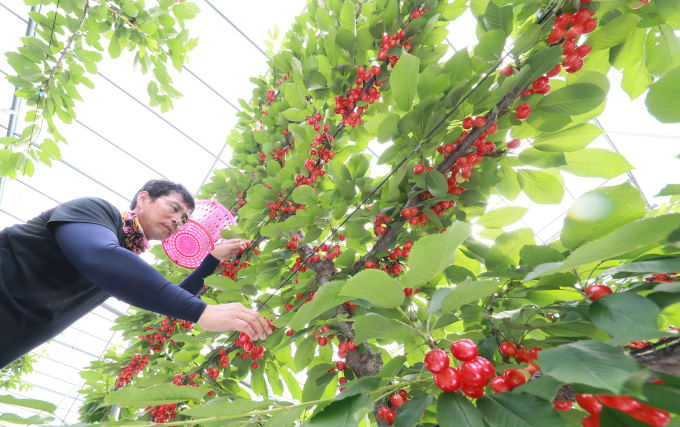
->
121;211;150;255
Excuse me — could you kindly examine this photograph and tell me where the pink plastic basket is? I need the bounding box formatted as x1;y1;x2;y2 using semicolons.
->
162;199;237;269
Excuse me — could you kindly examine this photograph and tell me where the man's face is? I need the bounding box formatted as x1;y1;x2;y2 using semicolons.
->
133;191;192;241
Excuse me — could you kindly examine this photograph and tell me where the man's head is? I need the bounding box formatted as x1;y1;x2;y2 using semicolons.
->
130;179;195;241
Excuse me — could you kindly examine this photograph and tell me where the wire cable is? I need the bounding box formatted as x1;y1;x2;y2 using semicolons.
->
202;0;269;59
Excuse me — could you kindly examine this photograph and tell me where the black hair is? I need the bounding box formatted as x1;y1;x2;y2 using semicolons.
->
130;179;195;212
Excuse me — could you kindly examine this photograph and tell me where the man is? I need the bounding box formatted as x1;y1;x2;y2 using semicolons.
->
0;179;271;369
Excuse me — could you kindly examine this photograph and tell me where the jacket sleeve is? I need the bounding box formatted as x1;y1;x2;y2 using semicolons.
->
54;222;210;322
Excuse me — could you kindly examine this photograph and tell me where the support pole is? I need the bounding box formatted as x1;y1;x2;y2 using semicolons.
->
0;4;41;207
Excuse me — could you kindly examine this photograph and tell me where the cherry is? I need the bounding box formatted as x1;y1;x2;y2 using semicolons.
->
584;284;612;301
500;342;518;357
411;9;421;19
336;361;346;370
565;24;584;41
504;369;526;387
339;234;346;241
575;44;592;58
391;394;405;408
571;9;591;25
461;359;488;388
516;348;532;363
398;388;408;400
461;383;485;398
401;208;411;218
596;395;641;414
318;337;328;346
474;116;486;127
566;59;584;73
251;362;259;369
547;27;565;45
379;407;389;420
630;404;670;426
218;349;226;356
339;377;348;385
208;390;215;396
526;362;540;374
462;117;474;129
424;349;450;373
554;13;572;29
500;65;513;76
414;163;425;174
554;401;573;411
286;330;294;337
533;76;549;91
433;366;462;392
529;347;542;360
631;0;649;9
516;103;531;120
450;339;478;361
581;413;599;427
491;376;513;393
384;410;395;425
582;18;598;34
535;84;552;95
507;139;521;149
576;394;602;415
546;64;562;78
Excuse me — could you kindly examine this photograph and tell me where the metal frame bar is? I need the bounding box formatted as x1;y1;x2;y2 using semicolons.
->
202;0;269;59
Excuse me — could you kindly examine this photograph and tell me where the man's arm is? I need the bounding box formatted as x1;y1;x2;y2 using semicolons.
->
53;222;271;340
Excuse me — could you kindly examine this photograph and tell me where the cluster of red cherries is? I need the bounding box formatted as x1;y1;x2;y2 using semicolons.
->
378;388;410;425
363;241;413;277
218;244;252;280
273;72;291;88
425;339;496;397
232;331;269;370
372;211;392;236
265;189;307;219
116;353;150;387
644;272;678;283
138;317;193;352
491;342;542;393
147;403;178;423
170;372;197;386
547;8;598;74
576;393;670;427
335;69;382;128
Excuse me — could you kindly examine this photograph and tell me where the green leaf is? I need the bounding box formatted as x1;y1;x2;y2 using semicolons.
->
0;395;56;413
265;407;305;427
537;341;642;394
477;206;528;229
295;337;318;372
394;392;434;427
645;65;680;123
444;47;472;84
332;377;381;400
475;30;506;63
602;257;680;276
285;82;307;110
537;83;606;116
585;14;641;51
642;382;680;415
524;214;680;281
340;269;404;308
437;392;486;427
477;393;569;427
377;113;400;143
511;24;542;56
621;59;652;101
402;222;472;287
391;52;420;111
104;384;209;406
440;281;502;313
426;170;449;199
656;184;680;197
518;149;567;168
599;406;651;427
108;33;122;59
339;0;356;33
484;2;513;35
292;184;319;206
560;149;633;179
520;245;565;269
644;25;680;78
182;399;272;417
304;393;373;427
303;71;328;91
497;163;521;201
486;228;536;269
532;124;603;152
351;314;417;343
288;281;347;330
561;183;646;250
512;375;565;402
588;293;666;345
517;169;565;204
0;414;54;425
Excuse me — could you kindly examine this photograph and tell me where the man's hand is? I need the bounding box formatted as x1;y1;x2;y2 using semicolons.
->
210;239;251;262
197;303;272;340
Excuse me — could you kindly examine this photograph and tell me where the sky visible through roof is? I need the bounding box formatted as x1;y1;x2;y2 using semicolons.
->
0;0;679;423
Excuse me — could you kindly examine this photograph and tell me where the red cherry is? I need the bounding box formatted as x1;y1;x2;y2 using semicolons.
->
630;404;671;426
391;394;405;408
546;64;562;78
218;349;226;356
566;59;584;74
461;383;485;398
433;367;462;392
584;284;612;301
336;361;346;370
535;84;552;95
596;395;641;414
516;349;532;363
286;330;294;337
576;394;602;415
500;342;518;357
581;413;599;427
516;104;531;120
379;407;389;420
631;0;649;9
411;9;421;19
554;13;572;29
450;339;478;361
554;401;573;411
414;163;425;174
504;369;526;387
500;65;513;76
460;360;488;388
385;410;395;425
575;44;592;58
547;27;565;45
533;76;549;91
507;139;521;149
318;337;328;346
462;117;474;129
401;208;411;217
565;24;584;41
582;18;598;34
571;9;591;25
251;362;259;369
529;347;542;360
424;349;450;373
339;234;346;241
474;116;486;127
526;362;540;374
491;376;513;393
